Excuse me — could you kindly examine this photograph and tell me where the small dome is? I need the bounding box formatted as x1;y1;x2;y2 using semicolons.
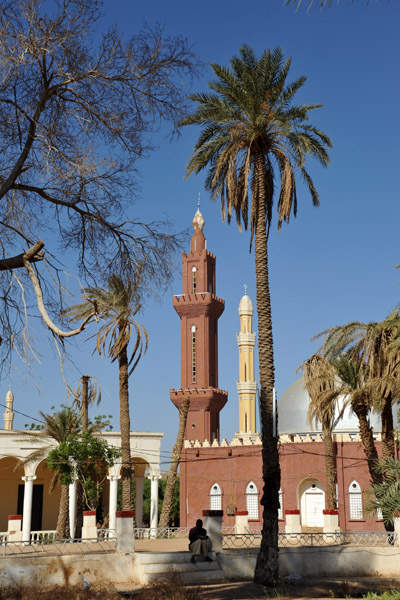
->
5;389;14;403
192;208;205;232
278;375;398;435
239;285;253;315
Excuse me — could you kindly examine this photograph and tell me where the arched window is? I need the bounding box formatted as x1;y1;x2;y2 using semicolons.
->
191;325;196;383
210;482;222;510
278;488;283;520
192;267;197;293
349;480;362;519
246;481;258;519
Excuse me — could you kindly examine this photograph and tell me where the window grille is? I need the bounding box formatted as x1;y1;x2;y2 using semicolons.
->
191;325;196;383
210;483;222;510
246;481;258;519
192;267;197;293
349;480;363;519
278;488;283;519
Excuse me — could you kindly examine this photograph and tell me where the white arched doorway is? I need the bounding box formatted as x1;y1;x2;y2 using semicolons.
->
299;480;325;528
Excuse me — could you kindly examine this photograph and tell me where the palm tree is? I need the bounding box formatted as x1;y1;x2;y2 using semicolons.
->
365;457;400;527
301;355;340;510
180;45;332;585
159;397;190;528
65;272;148;510
22;407;81;539
72;375;102;537
318;309;400;462
332;354;382;486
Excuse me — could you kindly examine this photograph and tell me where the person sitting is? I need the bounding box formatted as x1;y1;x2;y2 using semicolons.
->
188;519;213;564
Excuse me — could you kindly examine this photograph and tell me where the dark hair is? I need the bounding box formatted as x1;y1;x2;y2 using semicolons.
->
196;519;203;527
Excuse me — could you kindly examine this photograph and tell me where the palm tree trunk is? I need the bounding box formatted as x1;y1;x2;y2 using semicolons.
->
381;394;395;460
119;342;132;511
354;400;394;532
159;397;190;528
253;153;280;586
75;375;90;538
322;426;337;510
56;483;70;539
353;402;382;485
81;375;89;432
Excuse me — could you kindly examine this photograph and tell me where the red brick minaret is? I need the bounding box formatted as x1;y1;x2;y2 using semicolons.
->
170;205;228;442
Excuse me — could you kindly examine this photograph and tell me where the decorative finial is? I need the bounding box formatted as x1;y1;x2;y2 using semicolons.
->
192;198;205;232
244;284;247;296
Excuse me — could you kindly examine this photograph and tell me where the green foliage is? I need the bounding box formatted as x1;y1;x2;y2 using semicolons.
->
364;593;400;600
64;271;148;376
365;458;400;525
181;45;332;243
47;430;121;510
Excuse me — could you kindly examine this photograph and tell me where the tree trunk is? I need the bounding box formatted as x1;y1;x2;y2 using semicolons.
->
381;394;395;460
353;398;394;532
322;426;337;510
353;401;382;485
56;483;70;539
81;375;89;432
119;342;132;510
159;397;190;528
253;153;280;587
74;375;90;538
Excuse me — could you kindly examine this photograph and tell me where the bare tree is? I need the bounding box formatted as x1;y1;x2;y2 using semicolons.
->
0;0;199;371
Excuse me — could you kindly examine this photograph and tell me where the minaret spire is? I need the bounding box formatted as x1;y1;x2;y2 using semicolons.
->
170;202;227;442
4;388;15;431
236;287;258;439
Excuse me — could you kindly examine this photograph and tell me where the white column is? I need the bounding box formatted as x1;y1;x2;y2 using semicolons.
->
69;480;77;539
108;475;120;536
22;475;36;543
148;475;161;537
135;476;144;528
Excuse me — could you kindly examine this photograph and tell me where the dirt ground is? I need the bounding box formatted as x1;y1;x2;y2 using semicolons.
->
133;577;400;600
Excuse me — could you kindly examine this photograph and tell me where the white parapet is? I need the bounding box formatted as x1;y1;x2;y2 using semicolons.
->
115;510;135;552
82;511;98;540
285;510;301;534
8;515;22;542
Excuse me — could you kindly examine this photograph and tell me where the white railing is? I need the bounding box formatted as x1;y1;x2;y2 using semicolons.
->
30;530;56;542
133;526;190;539
97;528;115;540
0;532;7;543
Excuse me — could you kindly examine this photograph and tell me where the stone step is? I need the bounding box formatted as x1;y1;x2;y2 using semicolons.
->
142;560;221;574
135;551;225;584
136;551;217;564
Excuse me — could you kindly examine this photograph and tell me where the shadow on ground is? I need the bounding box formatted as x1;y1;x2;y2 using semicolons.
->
187;578;400;600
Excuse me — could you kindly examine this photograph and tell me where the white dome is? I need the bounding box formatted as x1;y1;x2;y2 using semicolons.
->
278;375;396;435
239;286;253;315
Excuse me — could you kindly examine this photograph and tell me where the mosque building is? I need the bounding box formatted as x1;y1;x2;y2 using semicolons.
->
172;207;396;532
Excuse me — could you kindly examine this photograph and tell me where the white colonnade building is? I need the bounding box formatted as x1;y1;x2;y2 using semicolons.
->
0;390;163;540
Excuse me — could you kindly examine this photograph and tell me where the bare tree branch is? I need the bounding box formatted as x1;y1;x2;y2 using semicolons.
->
0;240;45;271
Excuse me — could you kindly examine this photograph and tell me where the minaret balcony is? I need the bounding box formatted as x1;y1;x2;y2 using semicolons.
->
236;381;258;393
173;293;224;318
236;332;256;345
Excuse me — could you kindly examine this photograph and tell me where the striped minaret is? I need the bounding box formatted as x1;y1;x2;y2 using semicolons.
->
236;286;257;437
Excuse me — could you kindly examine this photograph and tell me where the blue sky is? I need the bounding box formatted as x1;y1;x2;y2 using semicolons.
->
3;0;400;468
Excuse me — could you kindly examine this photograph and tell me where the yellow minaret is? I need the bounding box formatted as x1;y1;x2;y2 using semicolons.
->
4;389;14;431
236;286;258;438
